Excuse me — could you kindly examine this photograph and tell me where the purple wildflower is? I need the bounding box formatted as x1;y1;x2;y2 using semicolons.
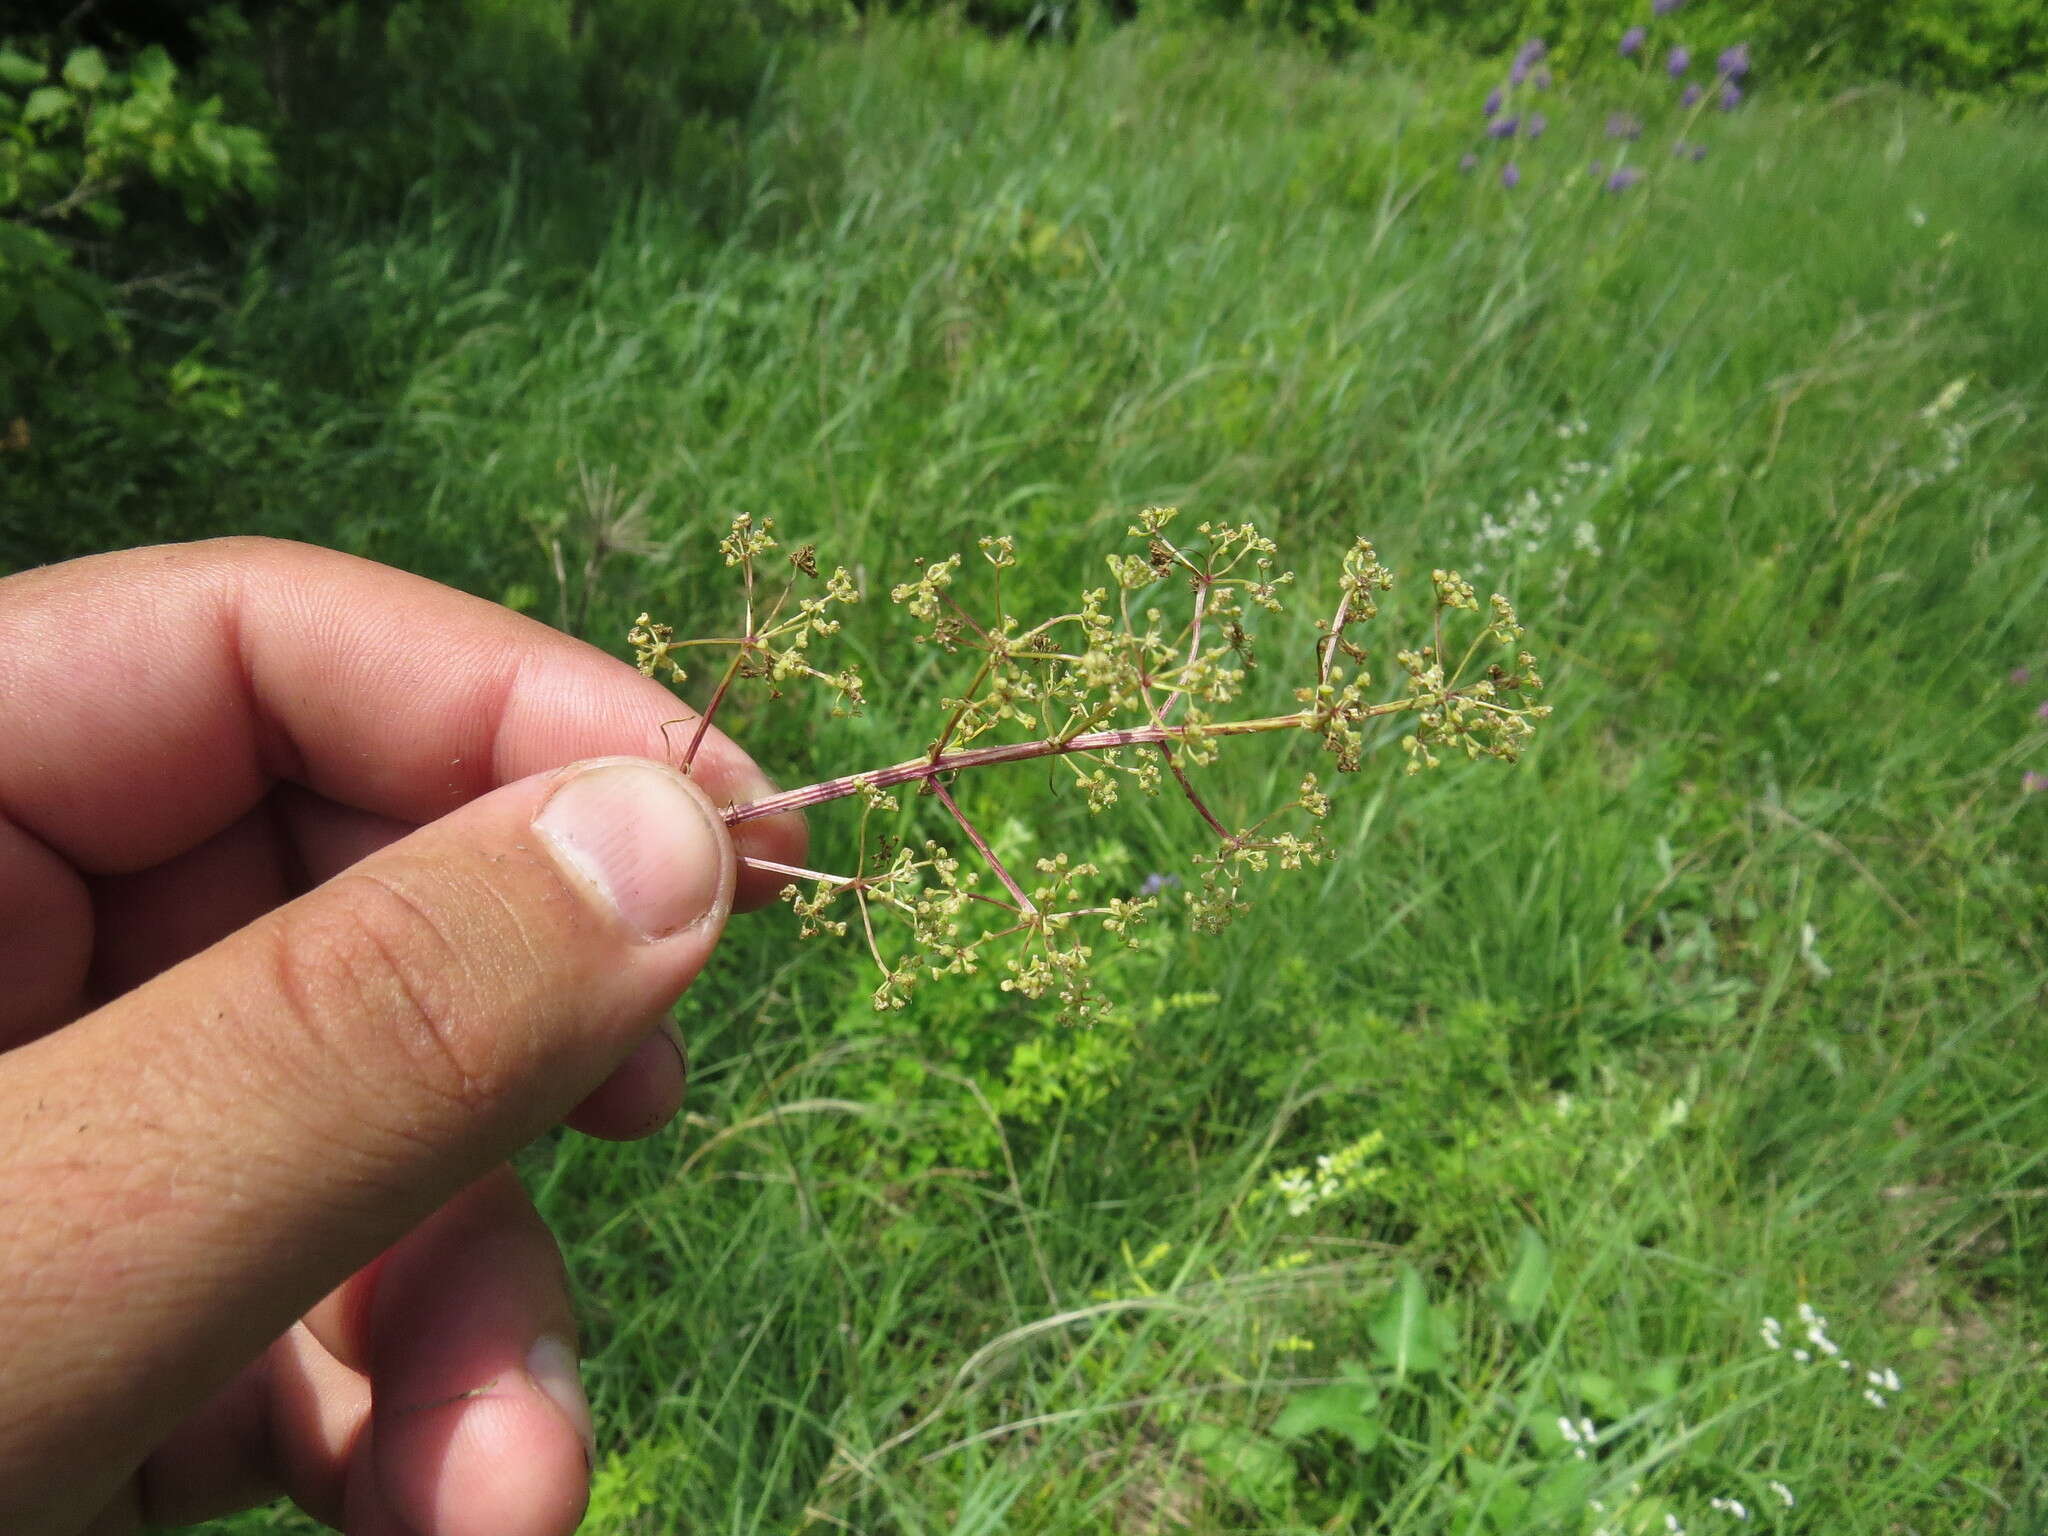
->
1690;143;1708;162
1502;161;1522;189
1719;82;1744;110
1606;166;1645;193
2025;770;2048;794
1509;37;1546;85
1459;151;1479;174
1485;85;1504;117
1681;83;1704;107
2012;667;2034;685
1525;112;1548;139
1531;65;1553;90
1718;42;1752;79
1620;25;1647;58
1668;45;1692;77
2037;698;2048;720
1488;115;1520;140
1140;872;1182;896
1606;112;1644;140
1652;0;1684;13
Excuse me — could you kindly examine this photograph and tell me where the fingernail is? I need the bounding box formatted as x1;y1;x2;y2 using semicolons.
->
535;760;731;940
659;1016;689;1101
526;1335;598;1472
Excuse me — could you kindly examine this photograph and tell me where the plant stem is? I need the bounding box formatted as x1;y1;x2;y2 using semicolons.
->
722;702;1416;827
930;776;1037;916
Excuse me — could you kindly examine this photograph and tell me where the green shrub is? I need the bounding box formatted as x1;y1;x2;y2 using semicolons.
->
0;38;273;418
1134;0;2048;97
196;0;837;229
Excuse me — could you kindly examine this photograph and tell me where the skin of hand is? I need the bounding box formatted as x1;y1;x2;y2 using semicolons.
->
0;538;806;1536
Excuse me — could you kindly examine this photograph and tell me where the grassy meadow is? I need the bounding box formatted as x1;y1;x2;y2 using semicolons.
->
34;13;2048;1533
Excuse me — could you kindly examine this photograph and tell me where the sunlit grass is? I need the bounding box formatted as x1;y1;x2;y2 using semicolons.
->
55;14;2048;1533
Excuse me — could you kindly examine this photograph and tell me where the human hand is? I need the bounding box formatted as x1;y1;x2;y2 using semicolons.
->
0;538;805;1535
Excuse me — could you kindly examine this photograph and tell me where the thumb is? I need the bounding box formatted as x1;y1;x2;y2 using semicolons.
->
0;757;733;1529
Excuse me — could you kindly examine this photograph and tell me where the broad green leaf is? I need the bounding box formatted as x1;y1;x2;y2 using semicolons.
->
1635;1357;1681;1402
0;49;44;87
1528;1459;1596;1520
129;46;176;91
1272;1372;1382;1453
1502;1225;1552;1326
22;85;70;124
1477;1483;1531;1533
1455;1454;1536;1533
1369;1264;1454;1377
1571;1369;1629;1419
28;277;112;352
61;47;107;92
1523;1402;1571;1456
1183;1424;1294;1510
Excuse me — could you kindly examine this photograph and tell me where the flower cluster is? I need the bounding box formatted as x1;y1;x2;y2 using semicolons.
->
1589;1474;1795;1535
1268;1131;1388;1216
1557;1413;1598;1461
635;512;1549;1016
630;513;864;765
1460;1;1755;197
1760;1301;1905;1409
1466;418;1623;607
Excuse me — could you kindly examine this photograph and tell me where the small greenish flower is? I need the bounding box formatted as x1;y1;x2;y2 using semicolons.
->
634;507;1549;1014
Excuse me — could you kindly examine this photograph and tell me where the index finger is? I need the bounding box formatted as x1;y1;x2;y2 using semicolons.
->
0;537;803;887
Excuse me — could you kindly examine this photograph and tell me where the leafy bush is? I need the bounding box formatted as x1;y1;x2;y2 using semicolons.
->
1136;0;2048;97
0;39;273;418
193;0;836;230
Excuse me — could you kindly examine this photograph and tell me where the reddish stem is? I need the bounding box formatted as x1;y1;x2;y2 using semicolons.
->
722;705;1410;828
684;643;750;770
1317;594;1353;687
929;777;1036;916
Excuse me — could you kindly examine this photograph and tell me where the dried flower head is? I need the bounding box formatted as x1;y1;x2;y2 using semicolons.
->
637;512;1548;1016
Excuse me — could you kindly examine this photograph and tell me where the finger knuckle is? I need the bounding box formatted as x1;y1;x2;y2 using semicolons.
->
264;868;514;1120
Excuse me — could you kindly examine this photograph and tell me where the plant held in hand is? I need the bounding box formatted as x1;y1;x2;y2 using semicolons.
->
630;508;1549;1018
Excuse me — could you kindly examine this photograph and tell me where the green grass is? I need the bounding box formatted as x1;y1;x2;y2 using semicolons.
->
19;13;2048;1533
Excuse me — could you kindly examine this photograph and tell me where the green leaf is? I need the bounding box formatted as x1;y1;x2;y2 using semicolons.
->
1183;1424;1294;1510
1501;1225;1551;1326
1369;1264;1455;1377
1272;1367;1382;1453
22;85;70;124
129;46;176;92
1454;1454;1540;1533
61;47;107;92
1634;1357;1681;1403
1571;1370;1629;1420
27;276;113;352
0;49;44;87
1527;1460;1595;1521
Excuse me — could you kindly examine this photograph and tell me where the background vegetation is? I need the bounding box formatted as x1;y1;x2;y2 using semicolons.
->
4;1;2046;1531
